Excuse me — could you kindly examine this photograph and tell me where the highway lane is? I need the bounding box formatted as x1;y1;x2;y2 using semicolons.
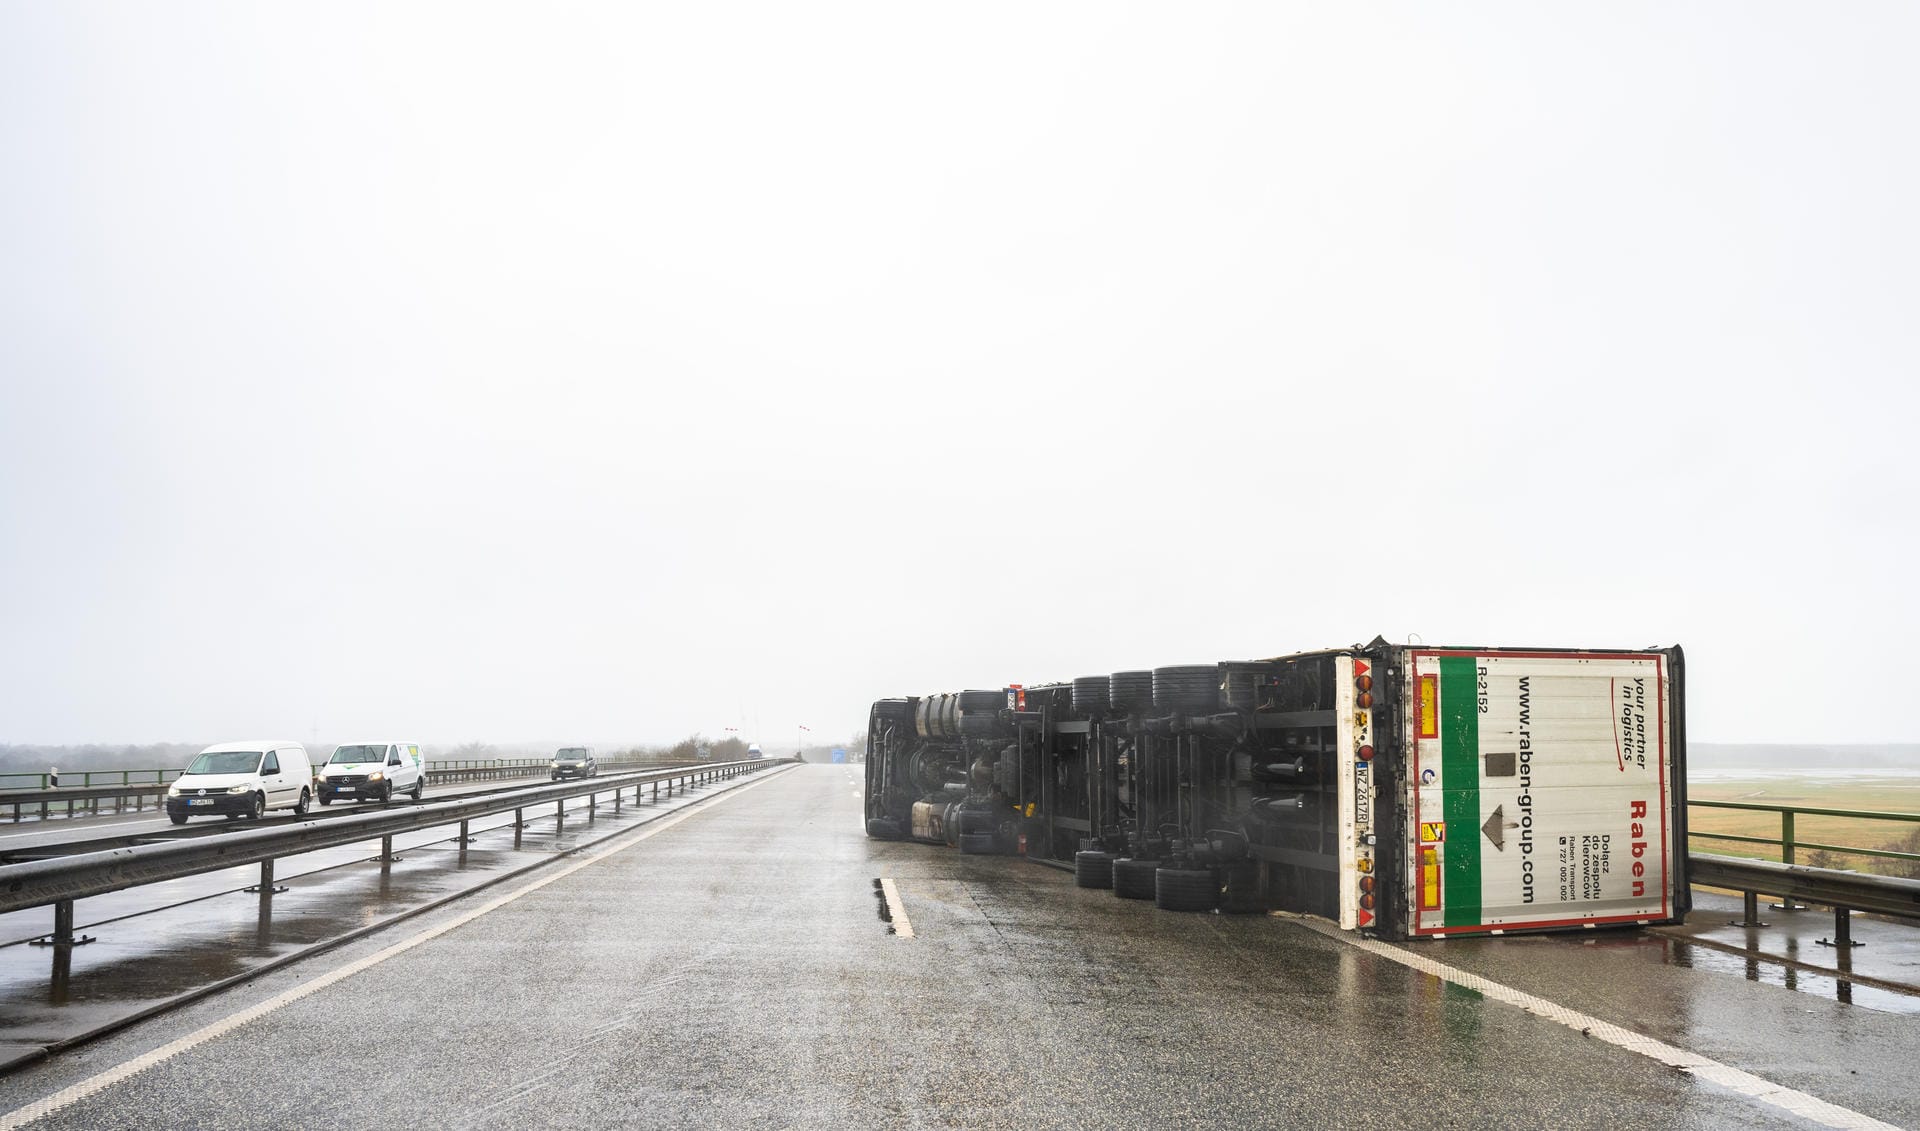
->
0;773;757;1070
0;763;1912;1129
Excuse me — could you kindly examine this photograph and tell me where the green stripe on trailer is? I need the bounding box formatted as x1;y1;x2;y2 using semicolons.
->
1439;655;1481;927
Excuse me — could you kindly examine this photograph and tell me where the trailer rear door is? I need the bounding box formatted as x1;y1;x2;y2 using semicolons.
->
1406;649;1676;936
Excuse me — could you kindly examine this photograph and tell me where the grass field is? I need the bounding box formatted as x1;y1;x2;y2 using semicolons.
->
1686;777;1920;877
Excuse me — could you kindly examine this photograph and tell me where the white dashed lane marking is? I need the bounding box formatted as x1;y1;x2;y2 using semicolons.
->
879;878;914;939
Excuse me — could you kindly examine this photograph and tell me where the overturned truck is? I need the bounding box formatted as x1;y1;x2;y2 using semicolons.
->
865;640;1688;939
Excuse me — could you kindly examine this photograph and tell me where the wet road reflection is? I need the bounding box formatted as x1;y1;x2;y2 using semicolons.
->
0;783;731;1064
1662;937;1916;1014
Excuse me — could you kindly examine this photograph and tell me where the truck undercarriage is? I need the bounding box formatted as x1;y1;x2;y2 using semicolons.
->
865;640;1688;939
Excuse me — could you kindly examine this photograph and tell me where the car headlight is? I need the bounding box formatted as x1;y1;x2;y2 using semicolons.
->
227;784;251;794
550;761;560;768
367;771;384;782
167;785;182;797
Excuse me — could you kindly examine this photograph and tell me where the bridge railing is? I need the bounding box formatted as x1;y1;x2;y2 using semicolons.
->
1;757;707;820
1;759;791;944
1687;799;1920;872
1689;852;1920;946
0;769;184;791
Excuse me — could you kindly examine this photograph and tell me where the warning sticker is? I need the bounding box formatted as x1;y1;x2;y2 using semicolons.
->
1420;822;1445;843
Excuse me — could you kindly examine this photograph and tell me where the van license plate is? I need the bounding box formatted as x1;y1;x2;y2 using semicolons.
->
188;799;213;806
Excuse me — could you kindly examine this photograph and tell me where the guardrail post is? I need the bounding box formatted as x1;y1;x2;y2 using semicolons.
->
652;782;659;803
1771;812;1806;911
246;858;287;896
1820;907;1864;949
1730;890;1767;928
556;799;566;827
589;791;597;819
376;834;399;867
614;787;622;813
514;808;524;847
31;899;94;948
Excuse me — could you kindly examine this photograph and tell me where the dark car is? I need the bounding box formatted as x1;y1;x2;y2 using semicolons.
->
551;747;597;780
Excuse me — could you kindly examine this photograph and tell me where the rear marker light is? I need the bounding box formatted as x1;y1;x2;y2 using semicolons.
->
1419;846;1441;910
1357;745;1374;761
1359;893;1375;911
1355;674;1373;692
1357;692;1373;709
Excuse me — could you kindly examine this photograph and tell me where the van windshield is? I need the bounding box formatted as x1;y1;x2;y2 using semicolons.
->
330;745;387;763
185;751;263;776
556;748;588;759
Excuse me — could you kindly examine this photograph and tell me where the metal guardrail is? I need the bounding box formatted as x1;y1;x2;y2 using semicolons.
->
0;785;173;823
424;757;682;785
1;759;786;943
3;756;707;792
1689;851;1920;947
0;769;183;792
0;758;706;819
1688;799;1920;870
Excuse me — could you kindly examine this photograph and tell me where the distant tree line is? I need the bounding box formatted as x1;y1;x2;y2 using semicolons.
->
2;728;863;778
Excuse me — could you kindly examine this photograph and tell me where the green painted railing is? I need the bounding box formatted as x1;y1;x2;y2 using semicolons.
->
1687;799;1920;870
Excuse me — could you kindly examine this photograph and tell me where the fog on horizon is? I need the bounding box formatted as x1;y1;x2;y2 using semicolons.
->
3;4;1916;751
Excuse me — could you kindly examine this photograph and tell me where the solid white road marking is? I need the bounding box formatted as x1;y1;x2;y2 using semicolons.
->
1289;916;1901;1131
879;877;914;939
0;770;790;1130
0;818;174;840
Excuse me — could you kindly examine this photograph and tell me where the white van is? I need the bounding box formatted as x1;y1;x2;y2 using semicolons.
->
318;742;425;805
166;741;314;825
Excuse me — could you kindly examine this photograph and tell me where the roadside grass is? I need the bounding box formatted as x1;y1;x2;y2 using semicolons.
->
1686;777;1920;878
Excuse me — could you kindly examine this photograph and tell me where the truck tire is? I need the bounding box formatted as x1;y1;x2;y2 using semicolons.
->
866;817;902;840
1074;850;1115;889
247;793;265;821
1071;676;1111;715
1152;665;1221;712
294;788;310;817
1112;857;1159;899
958;831;997;855
1109;671;1154;712
1154;865;1219;912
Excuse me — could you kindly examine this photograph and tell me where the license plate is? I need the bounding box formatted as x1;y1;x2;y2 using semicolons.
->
188;799;213;806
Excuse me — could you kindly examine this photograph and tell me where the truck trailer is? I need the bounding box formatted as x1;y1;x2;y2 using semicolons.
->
864;640;1687;939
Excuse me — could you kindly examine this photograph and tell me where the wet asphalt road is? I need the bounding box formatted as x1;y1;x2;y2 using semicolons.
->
0;763;1914;1129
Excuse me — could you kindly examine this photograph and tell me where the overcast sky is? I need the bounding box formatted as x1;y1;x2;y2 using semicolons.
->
2;3;1915;750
